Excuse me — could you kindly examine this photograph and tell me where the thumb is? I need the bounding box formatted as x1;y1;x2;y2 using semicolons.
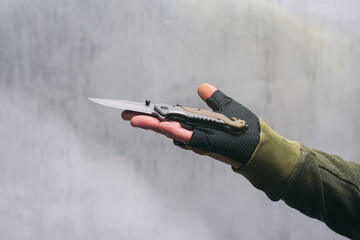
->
197;83;217;102
197;83;222;111
197;83;234;112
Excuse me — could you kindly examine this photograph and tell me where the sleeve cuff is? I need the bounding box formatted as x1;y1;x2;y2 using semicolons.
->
233;118;301;198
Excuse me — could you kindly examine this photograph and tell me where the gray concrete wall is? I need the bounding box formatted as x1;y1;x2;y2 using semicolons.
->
1;0;359;239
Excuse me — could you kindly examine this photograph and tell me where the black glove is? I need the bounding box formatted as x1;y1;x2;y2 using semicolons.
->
175;90;260;166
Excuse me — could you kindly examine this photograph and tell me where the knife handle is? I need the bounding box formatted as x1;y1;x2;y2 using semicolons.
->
179;107;246;129
154;104;247;134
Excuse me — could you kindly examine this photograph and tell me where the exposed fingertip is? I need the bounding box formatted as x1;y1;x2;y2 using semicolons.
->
129;115;147;127
197;83;217;102
129;115;160;130
129;117;140;127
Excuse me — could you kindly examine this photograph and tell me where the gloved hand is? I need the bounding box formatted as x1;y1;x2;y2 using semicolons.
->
174;89;260;168
122;83;262;169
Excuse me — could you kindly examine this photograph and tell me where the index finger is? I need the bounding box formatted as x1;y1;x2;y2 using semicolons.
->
121;110;192;143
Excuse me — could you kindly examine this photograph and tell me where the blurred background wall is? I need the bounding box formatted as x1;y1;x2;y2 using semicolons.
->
1;0;359;239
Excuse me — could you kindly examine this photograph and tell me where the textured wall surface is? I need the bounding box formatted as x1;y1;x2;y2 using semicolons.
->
1;0;359;239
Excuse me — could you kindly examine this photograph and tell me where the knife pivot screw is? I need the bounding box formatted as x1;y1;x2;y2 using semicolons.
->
145;100;151;106
160;106;168;110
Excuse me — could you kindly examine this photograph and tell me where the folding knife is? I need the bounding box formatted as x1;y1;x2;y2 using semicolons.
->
89;98;248;134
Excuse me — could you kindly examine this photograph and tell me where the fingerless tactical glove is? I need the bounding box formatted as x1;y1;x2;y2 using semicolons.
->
176;90;260;166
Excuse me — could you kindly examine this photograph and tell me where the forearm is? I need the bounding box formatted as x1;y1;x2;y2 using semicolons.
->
281;146;360;239
234;119;360;239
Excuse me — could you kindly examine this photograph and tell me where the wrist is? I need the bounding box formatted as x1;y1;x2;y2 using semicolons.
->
233;118;301;198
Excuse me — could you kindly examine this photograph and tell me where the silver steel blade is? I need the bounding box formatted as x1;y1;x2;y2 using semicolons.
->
89;98;154;114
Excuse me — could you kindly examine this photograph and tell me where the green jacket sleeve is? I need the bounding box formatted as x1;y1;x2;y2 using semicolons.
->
234;119;360;240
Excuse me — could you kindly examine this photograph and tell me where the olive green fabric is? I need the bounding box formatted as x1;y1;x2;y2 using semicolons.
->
234;119;360;239
234;118;301;197
281;146;360;239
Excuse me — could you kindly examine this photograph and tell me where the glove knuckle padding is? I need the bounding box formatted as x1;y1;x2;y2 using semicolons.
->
188;90;260;165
